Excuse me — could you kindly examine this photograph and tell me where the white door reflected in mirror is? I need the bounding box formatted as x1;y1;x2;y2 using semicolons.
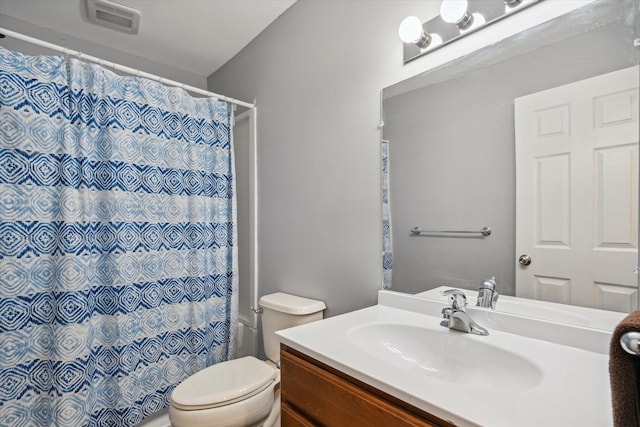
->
515;66;639;312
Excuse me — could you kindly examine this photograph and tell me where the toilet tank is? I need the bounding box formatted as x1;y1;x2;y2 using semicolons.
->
259;292;326;363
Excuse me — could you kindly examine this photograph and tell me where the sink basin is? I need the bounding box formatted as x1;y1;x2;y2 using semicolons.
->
347;322;543;392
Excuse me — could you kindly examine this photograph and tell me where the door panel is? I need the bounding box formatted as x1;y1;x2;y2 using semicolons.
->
515;66;639;312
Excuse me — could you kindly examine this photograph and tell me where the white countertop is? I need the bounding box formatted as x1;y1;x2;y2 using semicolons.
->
277;291;614;427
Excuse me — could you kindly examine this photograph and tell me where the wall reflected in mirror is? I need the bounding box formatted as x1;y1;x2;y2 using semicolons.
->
382;0;639;324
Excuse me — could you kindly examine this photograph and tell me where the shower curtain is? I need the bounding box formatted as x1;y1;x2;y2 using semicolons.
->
0;46;238;426
381;140;392;290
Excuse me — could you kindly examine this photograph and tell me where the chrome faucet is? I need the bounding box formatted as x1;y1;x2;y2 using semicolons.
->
440;289;489;336
476;277;499;309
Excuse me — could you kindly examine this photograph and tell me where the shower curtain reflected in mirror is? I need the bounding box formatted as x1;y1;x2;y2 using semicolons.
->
381;140;392;290
0;46;238;426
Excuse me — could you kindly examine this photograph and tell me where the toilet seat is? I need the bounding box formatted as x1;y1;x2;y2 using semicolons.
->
171;356;278;411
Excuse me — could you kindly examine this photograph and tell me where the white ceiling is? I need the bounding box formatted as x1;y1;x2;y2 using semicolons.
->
0;0;296;77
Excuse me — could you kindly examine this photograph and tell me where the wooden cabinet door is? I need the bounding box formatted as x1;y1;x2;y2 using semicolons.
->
280;346;453;427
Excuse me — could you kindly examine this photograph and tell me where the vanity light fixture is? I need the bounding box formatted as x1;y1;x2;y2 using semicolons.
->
400;0;541;64
463;13;487;32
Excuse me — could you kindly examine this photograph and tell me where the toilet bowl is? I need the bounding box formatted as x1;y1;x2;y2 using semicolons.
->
169;293;325;427
169;357;279;427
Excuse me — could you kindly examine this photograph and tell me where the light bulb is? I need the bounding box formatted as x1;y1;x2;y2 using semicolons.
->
398;16;424;44
440;0;469;24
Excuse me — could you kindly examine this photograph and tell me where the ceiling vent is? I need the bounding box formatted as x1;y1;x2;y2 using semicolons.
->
85;0;141;34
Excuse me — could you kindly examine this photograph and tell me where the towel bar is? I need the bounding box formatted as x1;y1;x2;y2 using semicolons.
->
410;226;492;236
620;331;640;355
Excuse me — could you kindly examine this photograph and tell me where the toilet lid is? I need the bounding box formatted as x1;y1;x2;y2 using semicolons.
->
171;356;277;410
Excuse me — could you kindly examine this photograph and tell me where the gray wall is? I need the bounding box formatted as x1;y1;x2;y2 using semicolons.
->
384;4;637;296
207;0;451;317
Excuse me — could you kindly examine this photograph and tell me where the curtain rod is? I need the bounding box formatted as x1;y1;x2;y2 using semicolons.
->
0;27;255;110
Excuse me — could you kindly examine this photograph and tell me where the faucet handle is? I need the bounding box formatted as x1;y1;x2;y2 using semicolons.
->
477;277;499;309
479;277;497;291
441;289;467;310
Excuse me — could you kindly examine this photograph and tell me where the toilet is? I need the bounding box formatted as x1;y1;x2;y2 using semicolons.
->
169;292;326;427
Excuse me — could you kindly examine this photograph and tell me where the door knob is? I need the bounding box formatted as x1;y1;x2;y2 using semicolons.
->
519;254;532;266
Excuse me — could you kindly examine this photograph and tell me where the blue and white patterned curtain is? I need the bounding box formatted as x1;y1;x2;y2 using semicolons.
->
0;46;238;426
381;140;392;290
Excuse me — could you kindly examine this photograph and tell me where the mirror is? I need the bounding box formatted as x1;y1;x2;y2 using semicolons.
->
382;0;639;325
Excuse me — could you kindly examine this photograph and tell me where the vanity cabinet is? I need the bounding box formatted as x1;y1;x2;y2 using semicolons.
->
280;345;455;427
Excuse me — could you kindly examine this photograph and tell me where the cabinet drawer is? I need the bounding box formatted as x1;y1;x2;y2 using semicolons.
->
281;346;452;427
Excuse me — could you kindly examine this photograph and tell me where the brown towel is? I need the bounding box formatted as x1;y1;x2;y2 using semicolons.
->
610;311;640;427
